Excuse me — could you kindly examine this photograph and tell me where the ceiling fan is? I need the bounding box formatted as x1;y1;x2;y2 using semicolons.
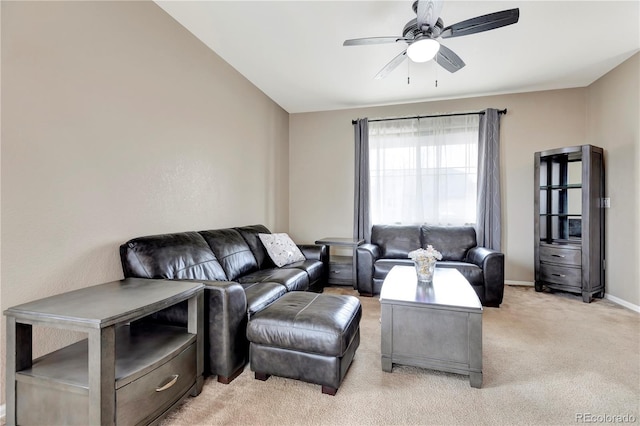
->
343;0;520;79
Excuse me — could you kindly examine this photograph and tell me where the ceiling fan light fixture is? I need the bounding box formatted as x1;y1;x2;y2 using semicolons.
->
406;38;440;63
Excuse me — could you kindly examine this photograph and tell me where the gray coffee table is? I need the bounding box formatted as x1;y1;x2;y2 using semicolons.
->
380;266;483;388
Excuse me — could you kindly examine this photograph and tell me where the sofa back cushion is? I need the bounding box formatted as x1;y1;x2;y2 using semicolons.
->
120;231;228;281
235;224;274;269
199;228;258;281
371;225;421;259
421;225;477;261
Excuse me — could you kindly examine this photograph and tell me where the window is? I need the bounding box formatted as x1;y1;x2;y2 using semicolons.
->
368;114;480;226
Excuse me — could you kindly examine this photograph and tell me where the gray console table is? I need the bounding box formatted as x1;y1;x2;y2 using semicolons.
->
380;266;483;388
314;237;364;288
4;278;204;426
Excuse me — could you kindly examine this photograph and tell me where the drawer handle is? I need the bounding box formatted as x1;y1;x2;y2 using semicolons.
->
551;254;566;258
551;273;566;278
156;374;179;392
331;270;341;274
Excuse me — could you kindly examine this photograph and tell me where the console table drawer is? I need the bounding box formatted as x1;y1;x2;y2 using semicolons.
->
329;256;353;285
540;245;581;266
540;264;581;287
117;343;196;425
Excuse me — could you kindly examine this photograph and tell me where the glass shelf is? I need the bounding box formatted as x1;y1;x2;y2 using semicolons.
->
540;184;582;190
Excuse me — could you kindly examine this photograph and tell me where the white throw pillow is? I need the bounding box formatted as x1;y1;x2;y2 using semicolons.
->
258;233;306;267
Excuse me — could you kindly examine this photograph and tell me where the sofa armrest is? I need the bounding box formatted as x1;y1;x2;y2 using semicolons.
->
299;244;329;288
140;279;248;381
298;244;328;263
356;243;380;296
202;281;249;380
466;247;505;307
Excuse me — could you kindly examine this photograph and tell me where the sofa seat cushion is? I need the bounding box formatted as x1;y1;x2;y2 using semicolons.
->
238;268;309;292
247;292;361;357
281;259;324;283
437;261;484;287
374;259;414;281
242;282;287;317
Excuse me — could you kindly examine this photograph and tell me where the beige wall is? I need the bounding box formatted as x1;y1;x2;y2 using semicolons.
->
290;54;639;306
290;89;588;281
1;0;637;413
587;53;639;306
1;1;289;404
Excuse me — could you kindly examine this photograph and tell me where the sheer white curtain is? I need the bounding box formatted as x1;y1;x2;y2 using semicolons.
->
369;114;480;226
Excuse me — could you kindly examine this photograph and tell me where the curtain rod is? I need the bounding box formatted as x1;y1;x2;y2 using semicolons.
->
351;108;507;125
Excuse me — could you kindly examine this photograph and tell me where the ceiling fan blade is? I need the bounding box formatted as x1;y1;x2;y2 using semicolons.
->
435;44;465;73
416;0;444;29
374;50;408;80
343;37;406;46
441;8;519;39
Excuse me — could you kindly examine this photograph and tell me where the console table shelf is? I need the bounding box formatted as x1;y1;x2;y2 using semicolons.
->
4;278;204;426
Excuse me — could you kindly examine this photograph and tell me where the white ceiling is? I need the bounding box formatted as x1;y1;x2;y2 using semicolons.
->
156;1;640;114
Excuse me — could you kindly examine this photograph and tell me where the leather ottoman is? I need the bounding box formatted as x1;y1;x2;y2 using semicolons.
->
247;292;361;395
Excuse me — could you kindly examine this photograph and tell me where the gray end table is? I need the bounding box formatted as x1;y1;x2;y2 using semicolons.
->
4;278;204;426
315;237;364;288
380;266;483;388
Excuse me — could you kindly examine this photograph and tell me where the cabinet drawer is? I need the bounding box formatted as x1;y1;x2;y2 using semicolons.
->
329;258;353;285
540;245;581;266
117;343;196;426
539;264;581;288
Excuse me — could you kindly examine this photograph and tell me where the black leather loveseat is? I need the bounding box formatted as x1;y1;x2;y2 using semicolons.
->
356;224;504;307
120;224;328;383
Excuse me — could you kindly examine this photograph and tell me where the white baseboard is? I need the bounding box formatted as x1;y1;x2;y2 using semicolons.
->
505;280;534;286
505;280;640;313
605;294;640;313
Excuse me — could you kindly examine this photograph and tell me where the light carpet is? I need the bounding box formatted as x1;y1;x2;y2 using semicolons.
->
161;285;640;426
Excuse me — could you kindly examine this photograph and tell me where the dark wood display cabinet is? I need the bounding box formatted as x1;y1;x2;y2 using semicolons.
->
534;145;605;303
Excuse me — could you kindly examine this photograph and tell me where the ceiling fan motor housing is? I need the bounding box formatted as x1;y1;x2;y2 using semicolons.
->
403;17;443;40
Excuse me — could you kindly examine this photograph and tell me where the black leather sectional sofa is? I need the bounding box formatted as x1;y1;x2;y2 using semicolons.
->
119;224;328;383
356;224;505;307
